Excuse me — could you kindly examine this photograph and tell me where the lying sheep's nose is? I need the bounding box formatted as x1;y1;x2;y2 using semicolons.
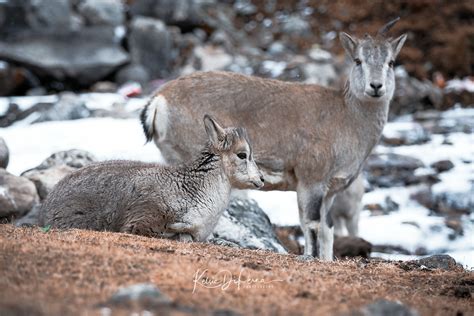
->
260;176;265;183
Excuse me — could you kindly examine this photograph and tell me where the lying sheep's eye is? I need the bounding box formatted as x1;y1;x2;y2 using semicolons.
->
237;153;247;160
354;58;362;65
388;60;395;68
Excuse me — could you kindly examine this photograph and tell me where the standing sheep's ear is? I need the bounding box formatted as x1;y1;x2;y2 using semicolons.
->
390;34;407;59
339;32;358;59
203;114;226;146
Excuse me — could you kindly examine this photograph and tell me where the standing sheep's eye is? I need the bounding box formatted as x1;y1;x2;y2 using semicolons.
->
354;58;362;65
388;60;395;68
237;153;247;160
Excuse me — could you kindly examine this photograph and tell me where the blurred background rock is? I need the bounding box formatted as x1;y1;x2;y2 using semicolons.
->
0;0;472;116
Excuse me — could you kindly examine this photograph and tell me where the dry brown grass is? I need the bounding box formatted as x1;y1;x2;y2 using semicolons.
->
0;224;472;315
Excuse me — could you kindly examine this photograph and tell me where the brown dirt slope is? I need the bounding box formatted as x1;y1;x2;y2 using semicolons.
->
0;224;472;315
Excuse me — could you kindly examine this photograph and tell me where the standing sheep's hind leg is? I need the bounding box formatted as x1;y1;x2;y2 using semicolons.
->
346;206;360;237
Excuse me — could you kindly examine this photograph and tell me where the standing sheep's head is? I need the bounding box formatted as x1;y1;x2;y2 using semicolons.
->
340;17;407;102
203;114;264;189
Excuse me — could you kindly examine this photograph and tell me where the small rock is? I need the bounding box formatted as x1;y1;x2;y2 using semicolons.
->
382;122;431;146
78;0;125;26
308;47;333;62
90;81;118;93
0;61;28;96
360;299;419;316
193;45;233;72
430;160;454;173
366;153;424;172
410;188;434;210
453;286;471;299
296;255;315;262
364;196;399;215
415;183;474;216
364;153;424;188
109;283;171;306
275;226;303;255
22;165;76;200
0;137;9;169
445;217;463;237
234;0;257;16
281;14;311;35
401;254;459;271
33;92;90;123
212;198;287;253
267;41;287;56
303;62;337;87
15;204;41;227
372;245;412;255
115;64;150;86
334;236;372;259
0;169;39;220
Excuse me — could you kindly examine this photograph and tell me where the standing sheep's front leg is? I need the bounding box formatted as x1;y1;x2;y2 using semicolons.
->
318;195;335;261
297;184;335;261
297;184;324;258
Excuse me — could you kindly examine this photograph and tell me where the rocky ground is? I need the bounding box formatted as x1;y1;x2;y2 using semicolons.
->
1;225;472;316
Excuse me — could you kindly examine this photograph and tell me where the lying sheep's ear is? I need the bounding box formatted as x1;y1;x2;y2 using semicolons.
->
203;114;226;146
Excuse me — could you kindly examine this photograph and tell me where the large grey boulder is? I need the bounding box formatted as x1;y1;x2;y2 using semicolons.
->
128;17;175;79
211;198;286;253
0;28;129;85
0;138;9;169
20;149;96;201
0;169;39;220
22;165;76;200
0;0;76;33
27;149;97;171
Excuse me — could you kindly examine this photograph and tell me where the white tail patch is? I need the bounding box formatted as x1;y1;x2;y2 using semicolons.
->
142;94;169;142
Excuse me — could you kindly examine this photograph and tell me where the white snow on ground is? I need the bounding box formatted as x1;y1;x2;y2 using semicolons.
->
248;190;300;226
1;111;472;268
0;118;163;175
445;77;474;93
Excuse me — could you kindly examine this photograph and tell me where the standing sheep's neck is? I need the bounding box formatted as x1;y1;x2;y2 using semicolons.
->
343;80;390;143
